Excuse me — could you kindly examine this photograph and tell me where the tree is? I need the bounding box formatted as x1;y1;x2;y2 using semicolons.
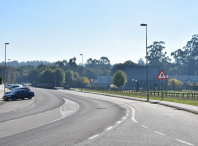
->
85;69;97;79
27;69;39;83
112;70;127;88
54;68;65;86
65;69;74;84
138;58;145;66
147;41;170;66
168;78;183;88
73;72;79;80
38;67;54;83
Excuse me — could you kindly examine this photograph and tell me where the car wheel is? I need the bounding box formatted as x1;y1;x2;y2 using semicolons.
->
12;97;16;101
21;97;24;100
4;98;9;101
28;96;32;100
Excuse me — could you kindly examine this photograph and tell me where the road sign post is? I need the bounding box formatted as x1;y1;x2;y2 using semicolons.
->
89;78;95;90
157;70;168;100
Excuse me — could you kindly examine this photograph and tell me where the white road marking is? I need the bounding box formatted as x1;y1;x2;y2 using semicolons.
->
141;125;149;128
125;104;138;123
88;134;99;140
154;131;165;136
106;127;113;130
122;117;126;119
0;98;80;139
126;114;128;116
116;121;121;124
176;139;193;145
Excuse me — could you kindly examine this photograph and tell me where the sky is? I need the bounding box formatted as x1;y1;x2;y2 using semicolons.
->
0;0;198;65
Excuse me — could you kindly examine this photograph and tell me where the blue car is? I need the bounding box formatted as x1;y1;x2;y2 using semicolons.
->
3;89;35;101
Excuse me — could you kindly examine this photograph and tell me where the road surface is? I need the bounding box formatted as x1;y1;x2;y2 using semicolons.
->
0;87;197;146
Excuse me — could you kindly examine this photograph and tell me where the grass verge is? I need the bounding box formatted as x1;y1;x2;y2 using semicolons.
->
81;89;198;107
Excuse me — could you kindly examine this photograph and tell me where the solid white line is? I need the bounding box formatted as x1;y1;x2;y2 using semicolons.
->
154;131;165;136
141;125;148;129
88;134;99;140
116;121;121;124
176;139;193;145
122;117;126;120
106;127;113;130
125;104;138;123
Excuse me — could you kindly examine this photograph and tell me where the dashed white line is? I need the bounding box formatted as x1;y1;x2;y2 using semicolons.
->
116;121;121;124
88;134;99;140
125;104;138;123
154;131;165;136
106;127;113;130
122;117;126;120
141;125;149;129
176;139;193;145
126;114;128;116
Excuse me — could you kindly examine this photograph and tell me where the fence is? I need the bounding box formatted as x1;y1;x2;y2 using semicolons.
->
93;89;198;100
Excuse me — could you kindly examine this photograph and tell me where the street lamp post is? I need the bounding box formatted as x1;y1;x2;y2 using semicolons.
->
140;24;149;101
80;54;83;92
4;43;9;94
8;59;10;84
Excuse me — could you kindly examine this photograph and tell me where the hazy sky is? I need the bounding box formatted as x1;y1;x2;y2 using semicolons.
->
0;0;197;65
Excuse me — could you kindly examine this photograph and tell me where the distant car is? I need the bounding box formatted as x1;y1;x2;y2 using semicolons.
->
64;86;70;89
3;90;34;101
5;87;30;95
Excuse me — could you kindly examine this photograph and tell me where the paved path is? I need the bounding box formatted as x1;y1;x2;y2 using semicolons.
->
0;89;6;105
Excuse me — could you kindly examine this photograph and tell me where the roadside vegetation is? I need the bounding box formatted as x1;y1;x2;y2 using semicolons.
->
80;89;198;107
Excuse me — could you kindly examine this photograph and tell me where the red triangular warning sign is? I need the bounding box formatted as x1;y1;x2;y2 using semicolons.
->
157;70;167;79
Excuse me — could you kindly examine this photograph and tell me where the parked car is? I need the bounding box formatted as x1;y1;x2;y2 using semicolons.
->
3;90;35;101
5;87;30;95
64;86;70;89
9;85;22;90
5;84;12;88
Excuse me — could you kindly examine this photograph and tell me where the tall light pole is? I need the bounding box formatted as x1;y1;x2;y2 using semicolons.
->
8;59;10;84
140;24;149;101
80;54;83;92
4;43;9;94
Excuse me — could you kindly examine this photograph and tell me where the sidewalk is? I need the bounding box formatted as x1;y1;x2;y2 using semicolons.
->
80;90;198;115
0;89;5;105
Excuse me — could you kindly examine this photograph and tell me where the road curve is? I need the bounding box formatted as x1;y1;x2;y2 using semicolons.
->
0;88;126;146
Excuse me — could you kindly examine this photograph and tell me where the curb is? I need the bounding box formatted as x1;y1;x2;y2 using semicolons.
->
79;90;198;115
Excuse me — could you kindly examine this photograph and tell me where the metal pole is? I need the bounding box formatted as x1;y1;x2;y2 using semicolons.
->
161;79;163;100
55;71;56;87
4;44;6;94
80;54;83;92
146;25;149;101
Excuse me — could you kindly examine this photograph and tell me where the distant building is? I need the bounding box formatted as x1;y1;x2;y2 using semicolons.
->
94;76;113;88
95;66;160;90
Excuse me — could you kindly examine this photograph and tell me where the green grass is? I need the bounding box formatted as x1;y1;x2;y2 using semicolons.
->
80;89;198;107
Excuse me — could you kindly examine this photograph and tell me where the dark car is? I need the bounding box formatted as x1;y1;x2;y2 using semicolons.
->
3;90;34;101
64;86;70;89
5;87;30;95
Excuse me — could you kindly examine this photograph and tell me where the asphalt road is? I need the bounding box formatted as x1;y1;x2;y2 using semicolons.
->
0;88;198;146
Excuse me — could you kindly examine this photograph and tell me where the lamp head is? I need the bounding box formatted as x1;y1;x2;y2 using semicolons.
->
80;54;83;56
140;24;147;26
5;43;9;45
